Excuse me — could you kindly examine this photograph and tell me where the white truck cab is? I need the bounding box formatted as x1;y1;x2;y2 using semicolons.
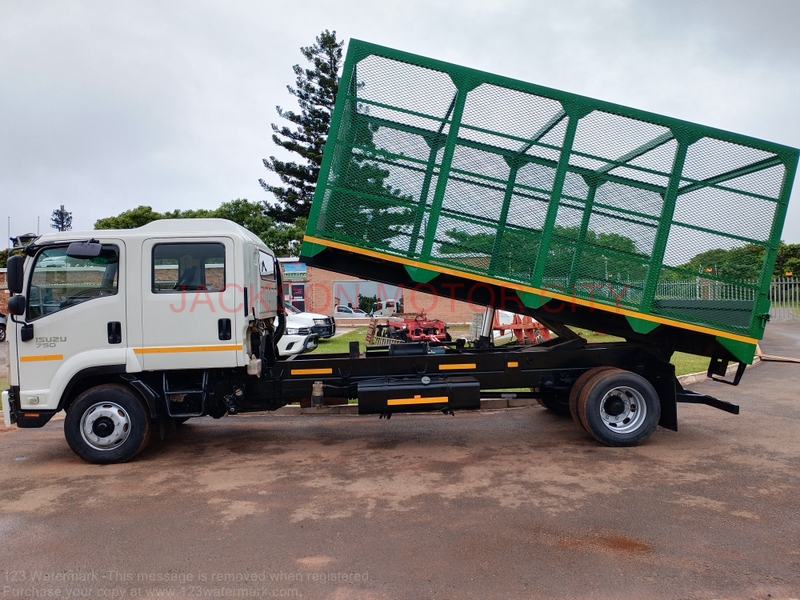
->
371;298;401;317
3;219;282;462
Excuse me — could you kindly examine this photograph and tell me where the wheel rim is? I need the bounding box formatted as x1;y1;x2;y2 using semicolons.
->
599;386;647;434
80;402;131;451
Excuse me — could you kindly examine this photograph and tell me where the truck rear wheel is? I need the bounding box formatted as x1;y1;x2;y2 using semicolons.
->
568;367;621;430
576;370;660;447
64;384;152;464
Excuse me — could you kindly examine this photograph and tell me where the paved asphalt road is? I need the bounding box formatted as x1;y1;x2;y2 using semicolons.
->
1;325;799;600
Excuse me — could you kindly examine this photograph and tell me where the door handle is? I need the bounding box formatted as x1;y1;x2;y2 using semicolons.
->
218;318;232;341
107;322;122;344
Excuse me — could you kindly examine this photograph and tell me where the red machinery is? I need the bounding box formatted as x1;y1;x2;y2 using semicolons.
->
375;314;450;343
493;312;551;344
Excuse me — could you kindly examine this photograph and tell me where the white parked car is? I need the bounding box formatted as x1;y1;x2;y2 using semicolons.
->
274;301;337;357
284;301;335;338
334;305;367;318
38;256;67;268
277;318;318;357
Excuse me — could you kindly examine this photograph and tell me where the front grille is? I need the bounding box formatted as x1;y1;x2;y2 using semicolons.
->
312;323;334;338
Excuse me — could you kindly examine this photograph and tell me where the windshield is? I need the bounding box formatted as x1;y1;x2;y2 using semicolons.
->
28;245;119;320
283;301;301;315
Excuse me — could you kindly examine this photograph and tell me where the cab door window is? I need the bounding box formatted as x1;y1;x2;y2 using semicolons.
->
152;243;225;293
27;245;119;320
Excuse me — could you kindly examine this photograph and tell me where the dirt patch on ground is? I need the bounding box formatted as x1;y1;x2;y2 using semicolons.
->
1;326;799;599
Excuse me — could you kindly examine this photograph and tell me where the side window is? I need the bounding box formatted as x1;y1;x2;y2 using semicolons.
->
259;250;275;281
152;243;225;293
28;245;119;320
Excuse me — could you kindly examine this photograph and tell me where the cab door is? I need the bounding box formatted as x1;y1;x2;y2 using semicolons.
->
17;242;127;408
139;238;242;370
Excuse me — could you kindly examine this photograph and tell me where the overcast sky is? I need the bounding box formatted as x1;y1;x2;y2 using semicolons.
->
1;0;799;244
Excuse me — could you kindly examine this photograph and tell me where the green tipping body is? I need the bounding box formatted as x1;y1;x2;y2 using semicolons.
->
306;39;798;345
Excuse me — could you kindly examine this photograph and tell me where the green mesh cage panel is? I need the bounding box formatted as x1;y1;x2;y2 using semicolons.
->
307;39;799;340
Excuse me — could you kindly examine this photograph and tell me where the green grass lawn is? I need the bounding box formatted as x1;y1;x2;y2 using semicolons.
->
671;352;710;376
313;327;710;376
315;328;369;354
571;329;709;375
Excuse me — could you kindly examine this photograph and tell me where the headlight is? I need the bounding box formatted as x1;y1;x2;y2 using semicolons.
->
313;318;327;325
285;327;300;335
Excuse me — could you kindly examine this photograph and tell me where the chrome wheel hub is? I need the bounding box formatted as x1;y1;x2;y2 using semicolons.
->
599;386;647;434
80;402;131;450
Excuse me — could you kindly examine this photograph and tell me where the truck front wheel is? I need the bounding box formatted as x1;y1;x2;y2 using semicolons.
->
576;370;660;447
65;384;152;464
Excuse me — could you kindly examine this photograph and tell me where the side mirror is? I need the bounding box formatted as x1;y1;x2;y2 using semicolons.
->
8;294;26;316
7;254;24;294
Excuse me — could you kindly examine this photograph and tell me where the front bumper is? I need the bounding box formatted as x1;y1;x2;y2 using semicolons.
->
312;321;336;339
2;387;56;428
278;333;319;357
2;389;13;428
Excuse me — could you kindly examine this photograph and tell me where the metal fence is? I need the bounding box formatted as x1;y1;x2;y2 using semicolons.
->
525;276;799;322
644;277;798;321
769;278;800;321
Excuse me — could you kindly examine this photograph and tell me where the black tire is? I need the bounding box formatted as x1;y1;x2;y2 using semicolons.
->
64;384;152;464
577;370;660;447
0;324;5;343
568;367;622;430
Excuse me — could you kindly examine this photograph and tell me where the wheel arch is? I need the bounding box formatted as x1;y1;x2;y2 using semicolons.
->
58;366;160;419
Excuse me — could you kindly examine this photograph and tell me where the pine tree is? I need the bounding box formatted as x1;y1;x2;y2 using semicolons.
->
51;205;72;231
260;30;343;224
323;118;415;248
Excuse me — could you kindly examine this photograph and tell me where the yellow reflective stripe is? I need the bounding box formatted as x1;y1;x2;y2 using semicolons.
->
303;235;760;345
439;363;476;370
507;361;519;368
133;345;241;354
387;396;448;406
290;368;333;376
20;354;63;362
